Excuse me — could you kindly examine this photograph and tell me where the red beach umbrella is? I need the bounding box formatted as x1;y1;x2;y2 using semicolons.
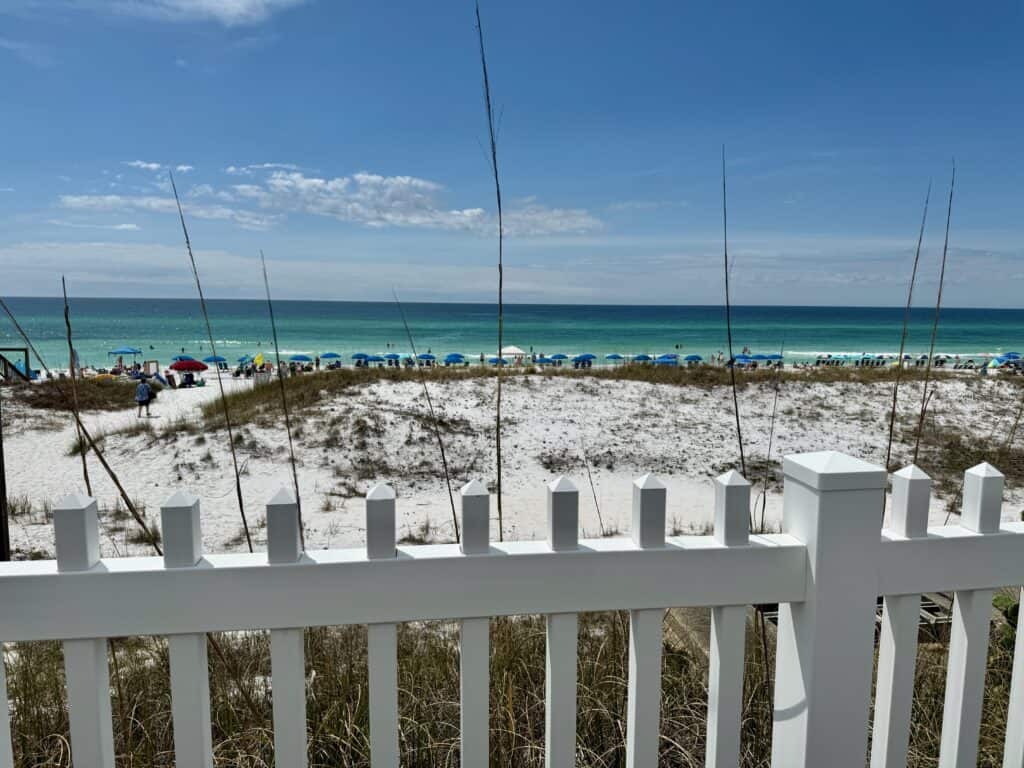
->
169;359;208;372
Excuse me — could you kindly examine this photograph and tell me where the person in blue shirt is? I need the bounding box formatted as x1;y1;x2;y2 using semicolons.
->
135;379;151;418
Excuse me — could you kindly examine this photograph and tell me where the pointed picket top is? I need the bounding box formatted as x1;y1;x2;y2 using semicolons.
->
549;475;577;494
716;468;750;487
367;483;396;501
967;461;1004;479
55;493;95;512
162;489;198;509
461;479;489;497
894;464;931;481
634;472;665;491
267;487;296;507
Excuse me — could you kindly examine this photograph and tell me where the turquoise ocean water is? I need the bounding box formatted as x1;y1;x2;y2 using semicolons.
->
2;298;1022;369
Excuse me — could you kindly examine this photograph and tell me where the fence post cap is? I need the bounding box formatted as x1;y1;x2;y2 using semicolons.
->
367;483;396;501
966;461;1004;479
549;475;577;494
55;493;95;511
267;487;297;507
784;451;886;491
161;489;198;509
715;468;751;487
893;464;931;481
461;479;489;496
633;473;665;491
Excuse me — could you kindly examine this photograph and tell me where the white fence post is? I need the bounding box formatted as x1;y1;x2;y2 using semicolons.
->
55;494;115;768
161;491;213;768
459;480;490;767
706;469;750;768
871;465;930;768
626;473;666;768
366;484;399;768
771;452;886;768
267;488;308;768
546;476;578;768
939;463;1003;768
1005;586;1024;768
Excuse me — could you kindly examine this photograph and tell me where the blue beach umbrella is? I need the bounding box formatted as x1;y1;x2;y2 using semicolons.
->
1003;352;1021;360
351;352;369;360
321;352;341;359
684;354;703;362
658;352;679;360
444;353;466;364
366;355;386;363
290;354;313;363
202;355;227;363
536;356;554;365
633;354;653;362
237;355;252;363
767;354;784;361
655;357;679;366
417;353;436;361
576;353;597;361
550;353;569;360
605;353;624;360
488;356;508;365
383;353;401;360
752;354;769;361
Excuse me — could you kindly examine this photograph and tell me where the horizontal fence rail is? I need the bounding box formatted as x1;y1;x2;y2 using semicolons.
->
0;451;1022;768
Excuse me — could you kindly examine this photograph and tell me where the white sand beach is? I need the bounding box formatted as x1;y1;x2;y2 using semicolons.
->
3;372;1022;558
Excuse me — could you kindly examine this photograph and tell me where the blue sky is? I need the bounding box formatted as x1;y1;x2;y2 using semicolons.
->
1;0;1022;305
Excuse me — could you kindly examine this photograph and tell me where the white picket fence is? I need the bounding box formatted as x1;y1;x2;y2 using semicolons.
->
1;450;1023;767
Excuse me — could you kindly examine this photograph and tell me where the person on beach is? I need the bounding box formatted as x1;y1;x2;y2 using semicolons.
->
135;378;151;417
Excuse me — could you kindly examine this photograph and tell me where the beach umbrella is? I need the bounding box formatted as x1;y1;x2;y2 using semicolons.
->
383;353;401;360
366;355;386;363
536;356;554;365
633;354;653;362
657;352;679;360
734;354;752;361
488;356;508;365
237;355;252;363
501;345;526;356
655;358;679;366
202;355;227;364
321;352;341;359
170;359;207;372
684;354;703;362
290;354;313;363
1003;352;1021;360
751;354;769;361
550;353;569;360
109;346;142;356
444;353;466;363
351;352;369;360
605;353;624;360
417;353;436;361
576;353;597;361
766;354;783;361
171;355;194;362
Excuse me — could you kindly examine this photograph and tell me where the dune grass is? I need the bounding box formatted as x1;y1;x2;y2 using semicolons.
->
10;378;160;413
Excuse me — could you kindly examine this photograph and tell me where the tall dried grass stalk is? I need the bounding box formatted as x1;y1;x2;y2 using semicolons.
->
61;276;92;496
721;146;746;479
170;172;253;553
476;0;505;541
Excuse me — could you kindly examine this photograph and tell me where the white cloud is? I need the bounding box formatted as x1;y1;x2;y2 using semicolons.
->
225;162;302;175
73;0;308;26
48;219;140;231
0;37;54;68
60;193;278;230
124;160;163;171
607;199;689;212
175;164;194;173
0;187;14;193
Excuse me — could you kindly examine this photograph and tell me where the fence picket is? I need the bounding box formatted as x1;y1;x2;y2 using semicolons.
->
546;477;579;768
459;480;491;767
267;488;308;768
1004;587;1024;768
871;465;931;768
706;469;750;768
939;463;1003;768
626;474;666;768
161;491;213;768
55;494;114;768
366;484;399;767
